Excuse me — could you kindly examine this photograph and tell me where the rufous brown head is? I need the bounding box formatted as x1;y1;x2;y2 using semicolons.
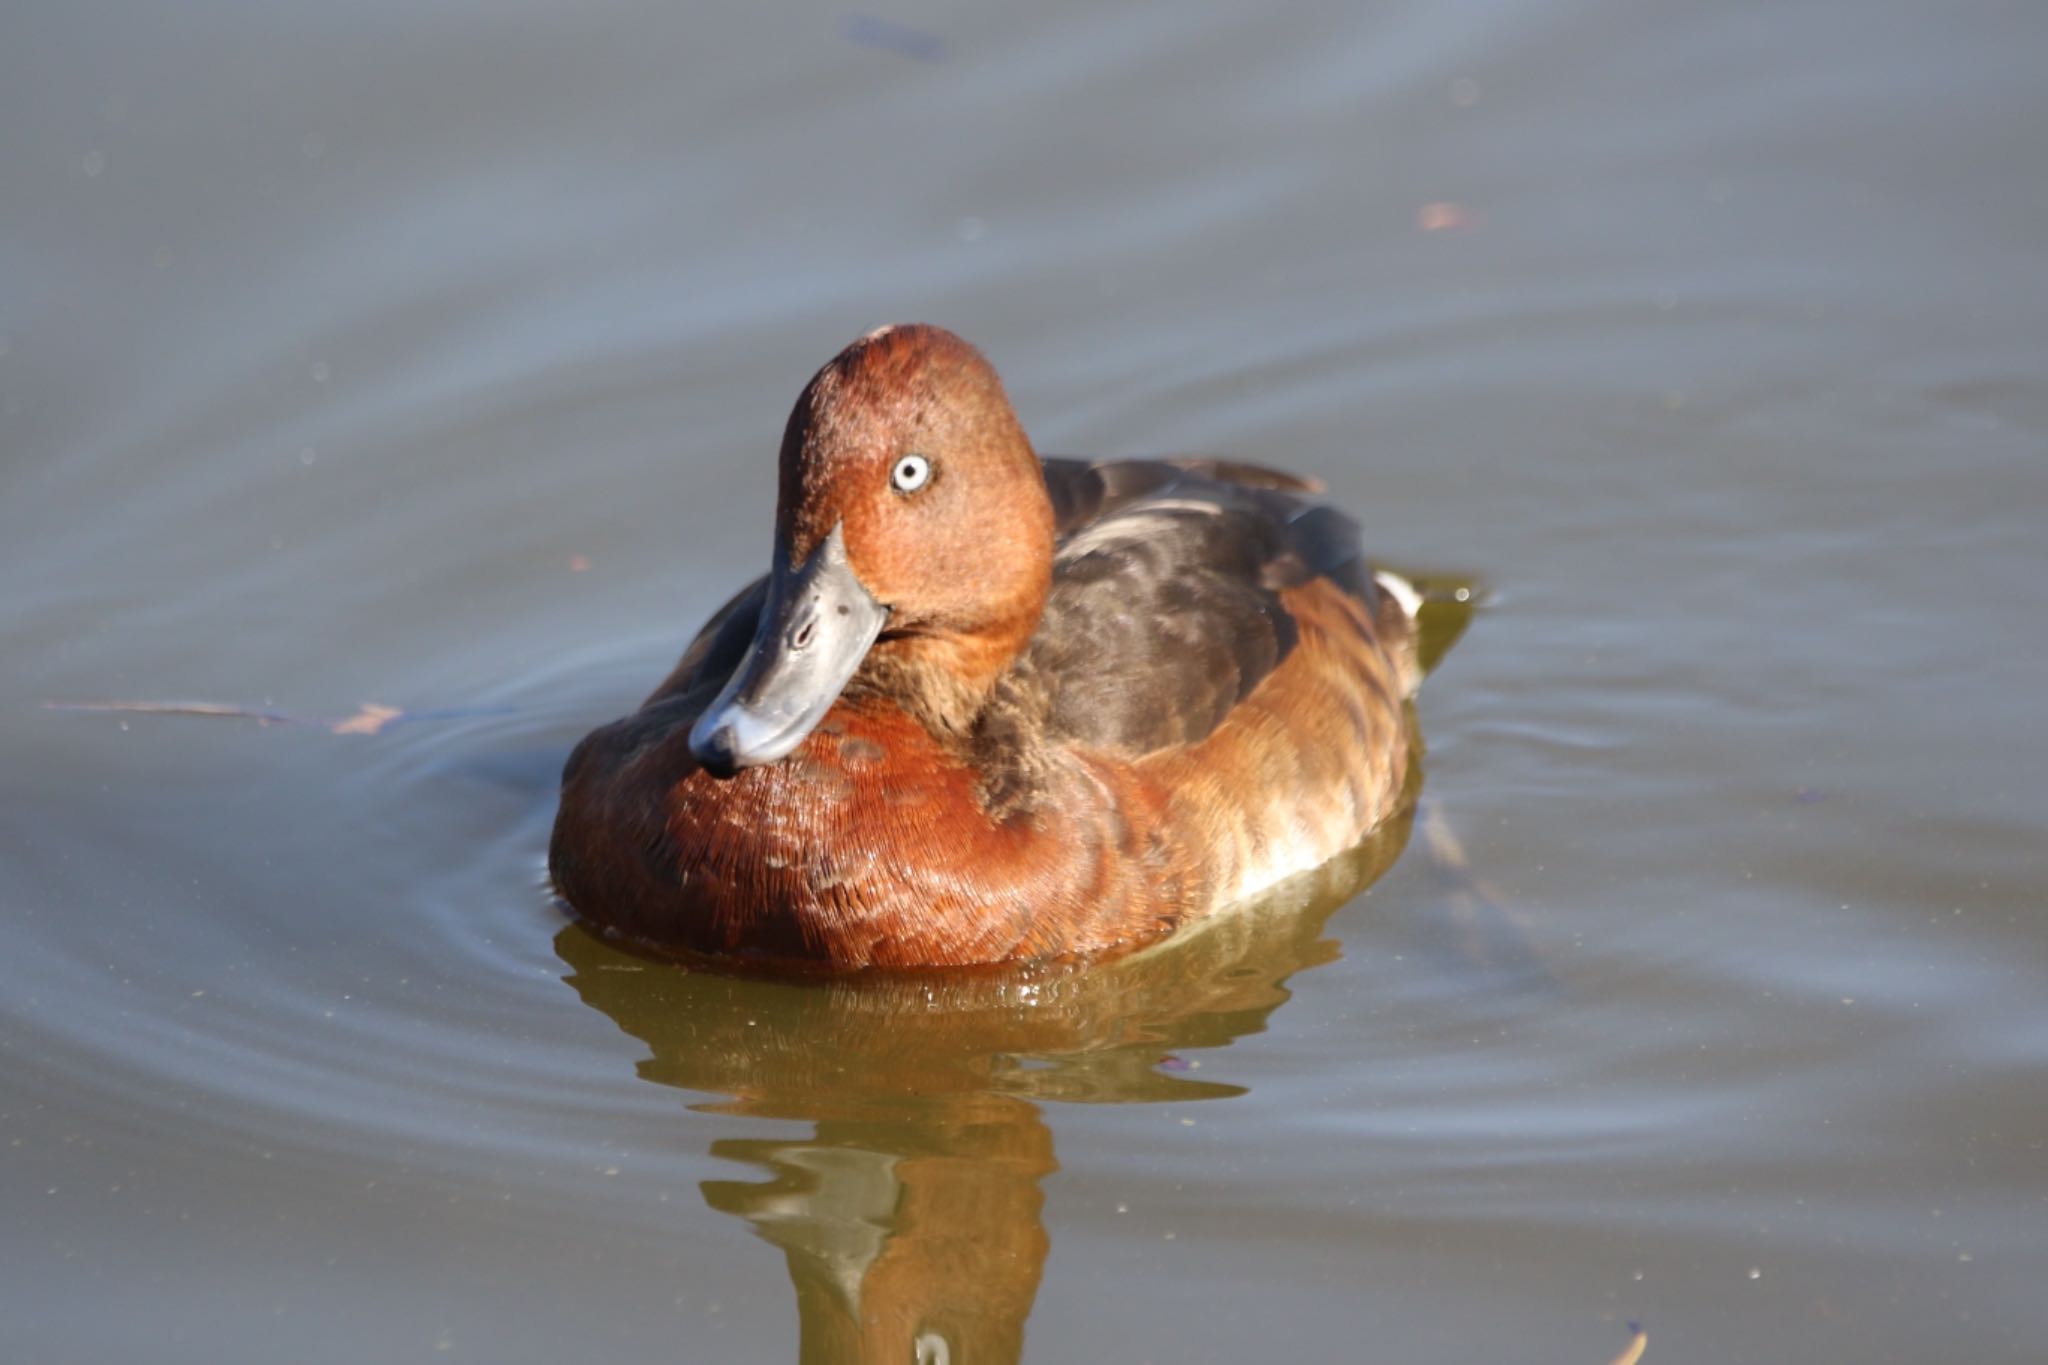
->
690;325;1055;773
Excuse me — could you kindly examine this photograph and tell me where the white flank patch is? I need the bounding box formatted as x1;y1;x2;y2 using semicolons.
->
1231;841;1328;904
1228;800;1353;904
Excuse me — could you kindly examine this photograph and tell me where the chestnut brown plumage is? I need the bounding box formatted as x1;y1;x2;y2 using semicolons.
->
549;325;1421;967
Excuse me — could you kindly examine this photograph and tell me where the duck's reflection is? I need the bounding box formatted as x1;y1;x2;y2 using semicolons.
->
702;1094;1053;1363
556;774;1414;1363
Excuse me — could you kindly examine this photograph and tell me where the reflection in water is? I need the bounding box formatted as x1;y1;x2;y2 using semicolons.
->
704;1100;1052;1363
554;607;1472;1362
557;752;1418;1363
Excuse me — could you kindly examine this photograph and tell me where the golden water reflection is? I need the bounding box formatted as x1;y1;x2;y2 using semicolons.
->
555;783;1416;1364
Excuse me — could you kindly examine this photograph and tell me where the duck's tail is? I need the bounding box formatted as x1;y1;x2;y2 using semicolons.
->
1372;569;1424;620
1375;569;1480;685
1366;569;1423;698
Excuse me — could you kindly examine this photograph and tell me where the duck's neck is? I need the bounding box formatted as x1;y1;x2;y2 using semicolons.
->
846;631;1017;743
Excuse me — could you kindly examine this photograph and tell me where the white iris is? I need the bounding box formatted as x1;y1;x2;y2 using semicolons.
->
891;453;931;493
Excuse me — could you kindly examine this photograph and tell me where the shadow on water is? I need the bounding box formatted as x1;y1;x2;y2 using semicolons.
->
556;790;1416;1363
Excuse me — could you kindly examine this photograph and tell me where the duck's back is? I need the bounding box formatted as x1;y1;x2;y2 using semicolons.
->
927;456;1424;924
997;457;1416;758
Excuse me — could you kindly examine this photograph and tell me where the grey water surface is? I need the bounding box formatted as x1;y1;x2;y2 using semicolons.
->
4;1;2046;1362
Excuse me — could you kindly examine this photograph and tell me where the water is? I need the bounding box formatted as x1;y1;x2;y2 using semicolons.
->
4;1;2046;1361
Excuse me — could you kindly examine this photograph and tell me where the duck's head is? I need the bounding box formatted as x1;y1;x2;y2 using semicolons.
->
690;325;1055;774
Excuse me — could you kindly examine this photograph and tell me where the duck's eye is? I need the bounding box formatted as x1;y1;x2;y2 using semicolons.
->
890;453;932;494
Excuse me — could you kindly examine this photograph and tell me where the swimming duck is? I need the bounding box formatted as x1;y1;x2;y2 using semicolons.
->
549;324;1424;968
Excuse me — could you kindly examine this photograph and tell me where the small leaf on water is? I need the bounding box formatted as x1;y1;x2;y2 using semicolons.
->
330;703;403;735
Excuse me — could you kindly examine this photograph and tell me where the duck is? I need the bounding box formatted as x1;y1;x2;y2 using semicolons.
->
549;324;1425;969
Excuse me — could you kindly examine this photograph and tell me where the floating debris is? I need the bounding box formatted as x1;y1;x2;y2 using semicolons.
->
1607;1324;1648;1365
47;699;406;735
1417;201;1475;233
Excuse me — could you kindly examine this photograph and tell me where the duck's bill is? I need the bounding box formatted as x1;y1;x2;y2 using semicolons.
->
688;523;887;775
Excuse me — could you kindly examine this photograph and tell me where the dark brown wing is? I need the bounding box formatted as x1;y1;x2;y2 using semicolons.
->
1042;455;1321;534
1018;457;1379;756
